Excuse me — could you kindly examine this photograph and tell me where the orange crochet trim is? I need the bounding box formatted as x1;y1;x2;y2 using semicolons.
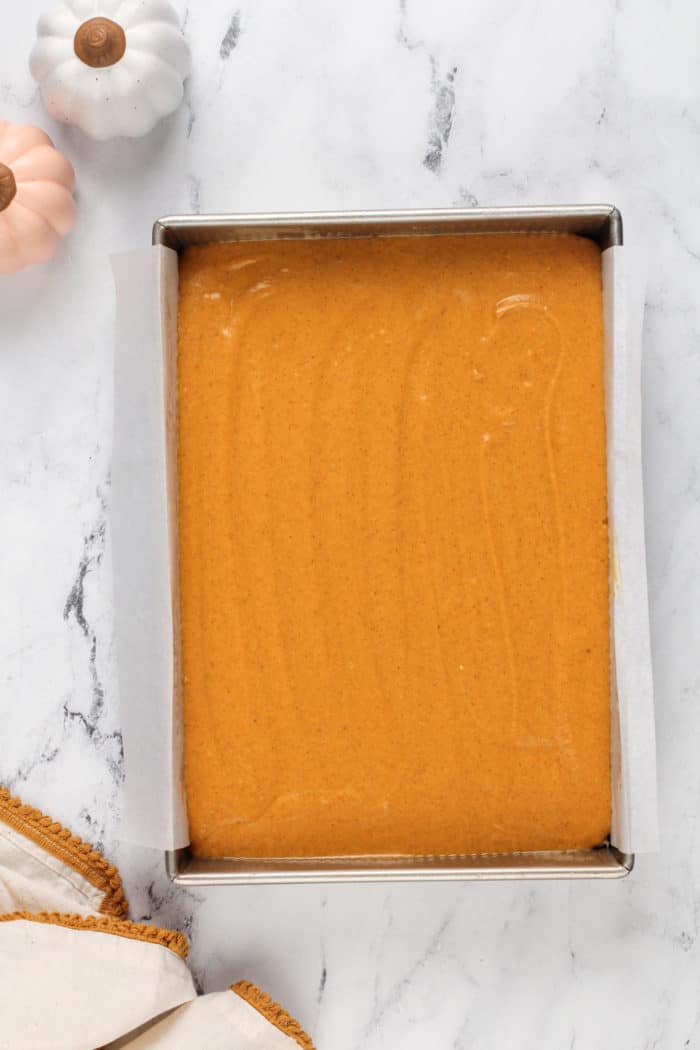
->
0;910;189;961
0;786;127;918
232;980;315;1050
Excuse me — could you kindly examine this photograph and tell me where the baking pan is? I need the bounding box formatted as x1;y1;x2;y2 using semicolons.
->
154;205;633;883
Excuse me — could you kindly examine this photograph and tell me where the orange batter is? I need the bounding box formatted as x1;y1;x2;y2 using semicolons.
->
178;233;611;859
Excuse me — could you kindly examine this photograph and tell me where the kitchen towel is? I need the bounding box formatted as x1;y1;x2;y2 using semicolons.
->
0;787;314;1050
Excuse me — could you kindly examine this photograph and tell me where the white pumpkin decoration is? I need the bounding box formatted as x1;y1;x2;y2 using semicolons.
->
29;0;191;141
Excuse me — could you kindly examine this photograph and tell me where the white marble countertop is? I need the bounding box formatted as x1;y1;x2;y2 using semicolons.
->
1;1;698;1047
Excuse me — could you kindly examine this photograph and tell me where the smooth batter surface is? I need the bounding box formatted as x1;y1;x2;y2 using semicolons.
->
178;233;611;859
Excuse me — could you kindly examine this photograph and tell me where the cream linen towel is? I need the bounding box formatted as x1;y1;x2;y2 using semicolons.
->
0;788;314;1050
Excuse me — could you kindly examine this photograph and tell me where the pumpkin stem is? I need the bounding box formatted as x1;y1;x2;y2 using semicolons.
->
74;17;126;68
0;163;16;212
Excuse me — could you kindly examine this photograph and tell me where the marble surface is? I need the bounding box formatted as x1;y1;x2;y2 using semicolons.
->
0;1;698;1047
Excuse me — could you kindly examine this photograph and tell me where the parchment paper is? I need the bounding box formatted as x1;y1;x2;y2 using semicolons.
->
604;245;659;853
112;246;188;851
111;239;658;855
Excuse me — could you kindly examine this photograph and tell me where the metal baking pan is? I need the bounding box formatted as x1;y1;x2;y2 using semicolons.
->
154;205;633;884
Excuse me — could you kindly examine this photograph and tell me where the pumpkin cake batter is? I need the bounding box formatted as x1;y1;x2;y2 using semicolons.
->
178;233;611;859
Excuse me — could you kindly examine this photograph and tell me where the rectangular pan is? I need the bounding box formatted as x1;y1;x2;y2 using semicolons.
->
154;205;633;883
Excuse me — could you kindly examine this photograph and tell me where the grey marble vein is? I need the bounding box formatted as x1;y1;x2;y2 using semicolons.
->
220;12;242;60
61;494;124;786
362;914;451;1040
423;62;457;173
187;173;202;213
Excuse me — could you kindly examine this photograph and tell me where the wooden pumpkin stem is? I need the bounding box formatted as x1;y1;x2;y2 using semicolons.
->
0;163;16;212
74;17;126;68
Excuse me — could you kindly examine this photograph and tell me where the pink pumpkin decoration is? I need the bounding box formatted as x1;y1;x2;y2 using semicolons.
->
0;120;76;274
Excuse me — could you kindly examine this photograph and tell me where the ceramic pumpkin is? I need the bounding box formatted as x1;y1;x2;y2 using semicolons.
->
0;121;76;274
29;0;191;141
